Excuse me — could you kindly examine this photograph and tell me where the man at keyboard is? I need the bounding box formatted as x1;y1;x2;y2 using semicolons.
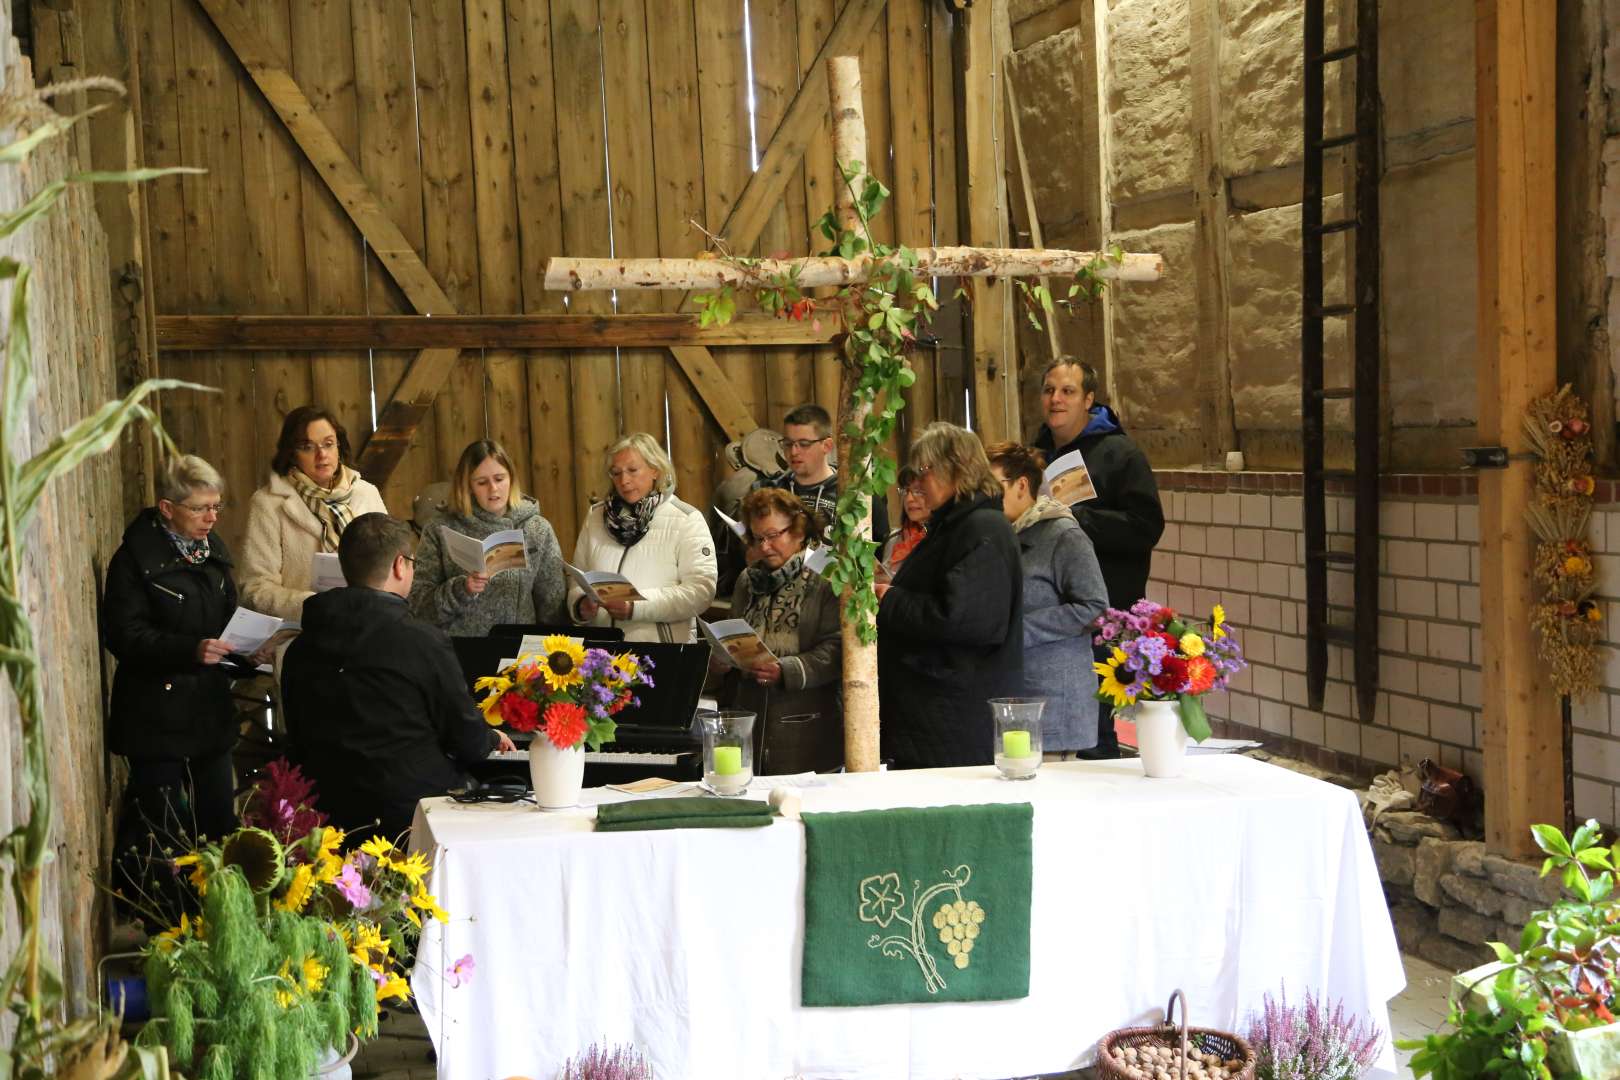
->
283;513;514;843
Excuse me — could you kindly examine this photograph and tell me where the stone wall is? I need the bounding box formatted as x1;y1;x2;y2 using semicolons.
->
1004;0;1507;470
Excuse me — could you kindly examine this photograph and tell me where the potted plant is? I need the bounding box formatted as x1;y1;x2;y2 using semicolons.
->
1092;601;1246;777
1407;820;1620;1079
128;761;457;1079
475;634;655;809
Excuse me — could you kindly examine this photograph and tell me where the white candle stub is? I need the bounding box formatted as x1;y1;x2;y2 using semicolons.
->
768;787;803;820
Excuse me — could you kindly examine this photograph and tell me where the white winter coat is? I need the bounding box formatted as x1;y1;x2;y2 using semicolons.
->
238;470;388;621
569;497;718;643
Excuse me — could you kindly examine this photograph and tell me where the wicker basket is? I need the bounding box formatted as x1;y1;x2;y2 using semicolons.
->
1096;990;1257;1080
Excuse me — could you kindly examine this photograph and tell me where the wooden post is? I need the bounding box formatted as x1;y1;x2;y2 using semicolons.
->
960;0;1010;442
827;53;880;774
1476;0;1562;856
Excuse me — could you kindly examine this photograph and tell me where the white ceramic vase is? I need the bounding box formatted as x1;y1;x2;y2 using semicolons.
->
1134;698;1188;779
529;740;585;810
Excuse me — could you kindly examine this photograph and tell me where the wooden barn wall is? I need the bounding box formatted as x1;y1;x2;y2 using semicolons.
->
133;0;967;553
0;14;125;1009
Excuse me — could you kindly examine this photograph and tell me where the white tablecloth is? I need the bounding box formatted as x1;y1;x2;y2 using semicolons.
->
410;756;1404;1080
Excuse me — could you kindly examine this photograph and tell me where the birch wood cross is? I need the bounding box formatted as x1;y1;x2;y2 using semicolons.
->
542;56;1165;772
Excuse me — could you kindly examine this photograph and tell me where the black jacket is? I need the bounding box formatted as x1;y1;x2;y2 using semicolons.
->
102;509;241;761
281;587;498;841
1034;406;1165;609
876;493;1023;768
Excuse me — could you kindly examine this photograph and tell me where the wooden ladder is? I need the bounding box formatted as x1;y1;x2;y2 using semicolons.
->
1302;0;1381;723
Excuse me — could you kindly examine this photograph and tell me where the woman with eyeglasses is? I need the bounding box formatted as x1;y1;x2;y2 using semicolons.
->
875;422;1024;768
569;432;717;642
103;455;244;862
708;488;843;773
409;439;568;634
878;465;930;578
238;405;388;620
986;441;1109;757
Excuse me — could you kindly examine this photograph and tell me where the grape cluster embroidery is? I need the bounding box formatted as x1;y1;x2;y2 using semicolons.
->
856;864;984;994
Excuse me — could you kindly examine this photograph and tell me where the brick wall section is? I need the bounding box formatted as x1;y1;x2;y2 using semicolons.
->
1144;470;1582;807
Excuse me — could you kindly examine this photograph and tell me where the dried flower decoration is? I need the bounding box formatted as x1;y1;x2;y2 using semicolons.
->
1524;385;1602;697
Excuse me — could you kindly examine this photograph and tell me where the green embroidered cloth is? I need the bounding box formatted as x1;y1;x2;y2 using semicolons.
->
801;802;1032;1006
595;797;775;832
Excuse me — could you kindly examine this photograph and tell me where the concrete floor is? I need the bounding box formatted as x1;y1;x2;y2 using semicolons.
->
351;953;1453;1080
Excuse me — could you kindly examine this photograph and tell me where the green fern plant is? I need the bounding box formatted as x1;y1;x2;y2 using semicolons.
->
0;79;206;1080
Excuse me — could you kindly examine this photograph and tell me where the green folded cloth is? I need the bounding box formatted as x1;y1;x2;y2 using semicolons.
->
595;797;776;832
801;802;1033;1006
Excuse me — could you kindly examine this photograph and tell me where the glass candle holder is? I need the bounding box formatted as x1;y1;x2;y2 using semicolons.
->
699;709;757;796
988;697;1046;780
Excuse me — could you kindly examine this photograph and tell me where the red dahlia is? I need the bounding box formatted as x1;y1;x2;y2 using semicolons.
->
499;693;540;733
543;702;590;749
1152;657;1189;695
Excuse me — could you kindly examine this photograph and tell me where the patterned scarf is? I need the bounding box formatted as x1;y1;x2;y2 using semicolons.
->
287;465;359;552
1011;494;1074;534
887;520;927;569
604;490;665;548
746;551;806;596
162;525;211;566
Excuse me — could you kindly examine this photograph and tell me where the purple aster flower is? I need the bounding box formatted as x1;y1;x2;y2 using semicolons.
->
1134;635;1170;674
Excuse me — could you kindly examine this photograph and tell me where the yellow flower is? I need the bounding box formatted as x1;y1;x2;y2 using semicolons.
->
1094;647;1137;709
360;835;397;870
277;864;315;913
314;826;346;884
174;853;207;895
1211;604;1227;640
349;923;389;970
155;913;192;952
610;652;640;684
539;635;587;692
392;851;430;888
275;958;297;1009
302;955;328;996
376;972;411;1003
1178;632;1206;658
411;887;449;924
474;675;512;725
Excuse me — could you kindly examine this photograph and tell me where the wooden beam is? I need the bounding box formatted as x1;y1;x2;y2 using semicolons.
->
1476;0;1562;857
961;0;1012;443
1188;0;1236;460
190;0;461;487
153;314;842;350
1002;59;1061;361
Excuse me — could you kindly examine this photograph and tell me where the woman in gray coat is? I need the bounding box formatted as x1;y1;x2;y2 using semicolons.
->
987;442;1110;754
710;487;843;774
410;440;568;635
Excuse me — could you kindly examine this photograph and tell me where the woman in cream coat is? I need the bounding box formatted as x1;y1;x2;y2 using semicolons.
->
239;406;388;621
570;432;717;643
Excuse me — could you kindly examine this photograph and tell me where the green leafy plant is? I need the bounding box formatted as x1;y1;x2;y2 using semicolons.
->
0;80;204;1079
1011;242;1124;332
1399;973;1554;1080
1506;820;1620;1029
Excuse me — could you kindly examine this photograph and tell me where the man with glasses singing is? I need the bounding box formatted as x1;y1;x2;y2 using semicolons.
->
282;512;512;844
754;403;890;545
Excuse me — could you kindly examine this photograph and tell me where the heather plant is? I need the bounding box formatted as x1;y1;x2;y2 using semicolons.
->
560;1042;654;1080
1245;987;1381;1080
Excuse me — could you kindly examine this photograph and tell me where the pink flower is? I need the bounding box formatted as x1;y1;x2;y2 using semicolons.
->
336;862;372;909
448;954;476;988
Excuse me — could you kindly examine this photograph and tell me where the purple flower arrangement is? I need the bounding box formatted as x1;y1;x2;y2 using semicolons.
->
1245;987;1382;1080
1092;600;1246;740
560;1042;654;1080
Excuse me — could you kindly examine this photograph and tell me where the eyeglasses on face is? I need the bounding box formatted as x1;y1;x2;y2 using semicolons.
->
901;487;925;499
779;437;827;452
753;526;795;545
294;439;339;454
172;501;224;515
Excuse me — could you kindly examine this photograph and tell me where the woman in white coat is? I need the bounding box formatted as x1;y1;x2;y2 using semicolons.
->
238;406;388;621
570;432;717;643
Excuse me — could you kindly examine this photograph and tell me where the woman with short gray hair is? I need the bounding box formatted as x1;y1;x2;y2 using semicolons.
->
104;454;243;867
569;432;716;643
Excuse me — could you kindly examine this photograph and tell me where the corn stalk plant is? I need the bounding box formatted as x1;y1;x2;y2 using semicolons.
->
0;80;205;1080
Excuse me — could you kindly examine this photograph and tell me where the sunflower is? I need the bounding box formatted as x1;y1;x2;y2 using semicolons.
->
610;651;640;684
155;912;193;952
1094;647;1139;708
276;864;316;913
391;850;431;888
539;634;587;692
1211;604;1227;640
174;852;208;896
220;827;285;894
411;886;449;924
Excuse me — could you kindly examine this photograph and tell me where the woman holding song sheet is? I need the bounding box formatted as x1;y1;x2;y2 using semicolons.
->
707;488;843;774
409;440;568;635
239;405;387;621
569;432;717;643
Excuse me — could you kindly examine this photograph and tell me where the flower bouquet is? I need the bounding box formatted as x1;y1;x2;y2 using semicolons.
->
475;633;654;750
1093;600;1246;743
132;762;456;1079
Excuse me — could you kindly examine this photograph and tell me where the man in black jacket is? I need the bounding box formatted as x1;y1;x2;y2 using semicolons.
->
1032;358;1165;758
282;513;512;842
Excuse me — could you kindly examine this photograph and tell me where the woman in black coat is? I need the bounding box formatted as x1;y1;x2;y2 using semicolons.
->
876;422;1023;768
103;455;243;845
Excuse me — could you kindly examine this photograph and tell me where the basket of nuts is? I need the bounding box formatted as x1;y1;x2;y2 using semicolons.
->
1097;990;1256;1080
